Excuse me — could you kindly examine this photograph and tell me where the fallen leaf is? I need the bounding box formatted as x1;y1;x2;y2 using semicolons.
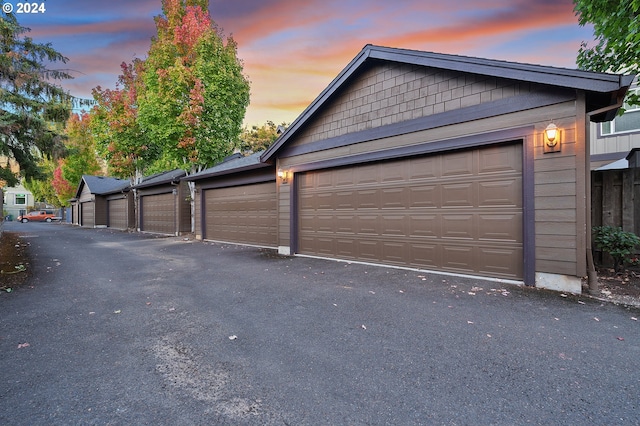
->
17;343;30;349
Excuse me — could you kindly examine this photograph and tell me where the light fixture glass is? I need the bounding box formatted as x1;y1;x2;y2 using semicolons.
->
545;123;558;142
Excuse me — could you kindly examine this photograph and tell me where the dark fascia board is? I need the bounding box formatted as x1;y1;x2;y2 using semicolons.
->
368;45;635;93
133;169;186;189
184;160;272;182
261;44;635;162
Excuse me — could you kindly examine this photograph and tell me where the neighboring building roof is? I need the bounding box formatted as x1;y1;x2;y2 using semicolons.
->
186;151;271;181
262;44;635;162
133;169;186;189
75;175;131;198
595;158;628;171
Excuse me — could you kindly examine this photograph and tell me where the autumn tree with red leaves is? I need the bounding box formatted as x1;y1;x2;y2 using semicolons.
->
137;0;250;172
91;60;154;181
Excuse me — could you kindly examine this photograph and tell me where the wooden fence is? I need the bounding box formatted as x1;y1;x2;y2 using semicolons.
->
591;166;640;266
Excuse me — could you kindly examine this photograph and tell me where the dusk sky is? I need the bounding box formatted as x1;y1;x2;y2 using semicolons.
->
12;0;595;127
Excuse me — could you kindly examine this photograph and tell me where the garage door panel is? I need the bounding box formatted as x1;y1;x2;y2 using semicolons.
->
478;178;522;207
382;241;407;263
442;152;474;177
381;214;407;236
380;162;408;182
478;213;522;241
479;247;523;277
380;187;406;209
411;215;439;237
479;144;523;174
355;239;380;260
410;185;439;208
442;183;475;207
442;245;475;272
204;182;277;247
410;243;439;267
357;189;379;209
441;214;475;239
298;143;523;279
409;156;439;180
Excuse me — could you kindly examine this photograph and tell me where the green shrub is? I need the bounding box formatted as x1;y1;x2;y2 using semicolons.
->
592;226;640;272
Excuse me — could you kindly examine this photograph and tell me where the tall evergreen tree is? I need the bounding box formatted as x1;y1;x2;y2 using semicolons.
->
0;11;76;186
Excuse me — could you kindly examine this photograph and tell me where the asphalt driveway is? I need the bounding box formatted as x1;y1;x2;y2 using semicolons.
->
1;222;639;425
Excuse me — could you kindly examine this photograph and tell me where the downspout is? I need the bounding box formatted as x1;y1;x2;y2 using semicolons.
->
585;95;625;294
171;180;180;236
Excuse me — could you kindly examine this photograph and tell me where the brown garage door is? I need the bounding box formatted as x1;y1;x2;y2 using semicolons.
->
204;182;277;247
141;193;175;235
81;202;94;228
108;198;128;229
298;143;523;279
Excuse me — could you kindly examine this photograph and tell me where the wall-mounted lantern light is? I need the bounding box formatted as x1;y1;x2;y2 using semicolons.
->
544;122;561;153
278;168;290;183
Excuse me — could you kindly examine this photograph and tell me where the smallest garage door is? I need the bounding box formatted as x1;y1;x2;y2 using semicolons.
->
203;181;277;247
108;198;128;229
141;193;175;235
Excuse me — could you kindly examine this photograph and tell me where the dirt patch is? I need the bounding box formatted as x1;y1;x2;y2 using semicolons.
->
0;230;31;291
592;266;640;307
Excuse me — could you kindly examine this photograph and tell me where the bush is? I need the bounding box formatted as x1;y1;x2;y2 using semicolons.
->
592;226;640;272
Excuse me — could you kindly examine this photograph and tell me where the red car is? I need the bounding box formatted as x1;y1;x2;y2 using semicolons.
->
17;210;59;223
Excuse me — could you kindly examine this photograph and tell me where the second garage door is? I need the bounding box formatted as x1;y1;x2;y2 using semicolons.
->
204;182;277;247
298;143;523;280
108;198;128;229
141;193;175;235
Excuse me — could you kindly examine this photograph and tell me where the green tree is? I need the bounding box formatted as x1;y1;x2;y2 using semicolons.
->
137;0;250;173
240;121;287;153
91;60;153;181
0;11;75;186
23;157;59;206
574;0;640;105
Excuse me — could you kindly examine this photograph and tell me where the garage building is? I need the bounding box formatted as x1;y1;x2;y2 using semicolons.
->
260;45;634;293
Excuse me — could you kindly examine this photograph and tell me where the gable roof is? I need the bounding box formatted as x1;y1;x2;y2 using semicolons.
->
133;169;186;189
186;151;271;181
75;175;130;198
262;44;635;162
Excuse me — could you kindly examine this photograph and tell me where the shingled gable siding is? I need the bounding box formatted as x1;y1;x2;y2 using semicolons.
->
291;63;535;147
276;62;587;282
